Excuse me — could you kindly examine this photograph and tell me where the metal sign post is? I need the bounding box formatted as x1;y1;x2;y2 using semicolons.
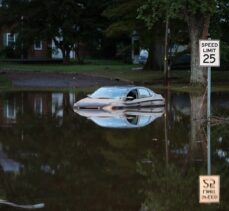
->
199;39;220;203
207;65;211;175
199;39;220;175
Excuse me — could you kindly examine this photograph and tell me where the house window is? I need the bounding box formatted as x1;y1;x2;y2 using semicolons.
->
34;97;43;114
34;40;42;50
4;99;16;120
6;33;16;47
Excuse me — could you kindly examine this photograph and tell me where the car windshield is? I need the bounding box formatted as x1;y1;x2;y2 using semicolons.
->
90;87;128;99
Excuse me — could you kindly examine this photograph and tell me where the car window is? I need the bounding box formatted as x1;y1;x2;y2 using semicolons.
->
138;88;151;98
126;89;138;100
138;116;152;125
90;87;127;99
126;115;138;125
91;117;131;128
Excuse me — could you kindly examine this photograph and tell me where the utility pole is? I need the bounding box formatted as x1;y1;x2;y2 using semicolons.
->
21;16;24;60
164;16;170;82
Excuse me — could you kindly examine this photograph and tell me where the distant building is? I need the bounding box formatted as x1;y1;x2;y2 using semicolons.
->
0;28;77;60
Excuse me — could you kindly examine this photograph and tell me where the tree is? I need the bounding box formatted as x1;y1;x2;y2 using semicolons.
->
102;0;144;63
0;0;108;63
0;0;29;58
27;0;86;63
103;0;188;70
103;0;164;69
138;0;216;85
77;0;111;60
210;0;229;67
42;0;109;63
140;25;165;70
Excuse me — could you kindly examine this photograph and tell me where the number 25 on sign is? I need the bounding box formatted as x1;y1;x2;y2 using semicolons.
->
199;176;220;203
199;40;220;67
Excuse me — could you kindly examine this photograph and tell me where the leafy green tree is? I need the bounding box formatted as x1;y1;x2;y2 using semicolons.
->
138;0;216;85
103;0;188;70
103;0;162;69
210;0;229;66
0;0;108;63
102;0;144;64
0;0;27;58
28;0;86;63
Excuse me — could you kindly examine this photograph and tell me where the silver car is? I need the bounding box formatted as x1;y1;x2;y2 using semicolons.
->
73;86;164;111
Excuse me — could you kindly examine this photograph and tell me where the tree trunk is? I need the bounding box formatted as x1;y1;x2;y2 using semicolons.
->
61;47;70;64
75;41;84;64
187;14;210;85
144;37;164;70
66;50;71;63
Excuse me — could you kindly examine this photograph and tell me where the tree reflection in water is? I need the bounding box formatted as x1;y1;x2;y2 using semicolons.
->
137;90;229;211
190;91;207;165
0;91;228;210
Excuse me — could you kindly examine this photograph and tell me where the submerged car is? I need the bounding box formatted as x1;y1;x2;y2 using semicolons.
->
74;107;164;129
73;86;164;111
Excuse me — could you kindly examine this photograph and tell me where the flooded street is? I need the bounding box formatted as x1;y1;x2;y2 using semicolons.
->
0;90;228;210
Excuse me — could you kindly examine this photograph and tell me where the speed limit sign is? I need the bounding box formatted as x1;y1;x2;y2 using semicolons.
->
199;40;220;67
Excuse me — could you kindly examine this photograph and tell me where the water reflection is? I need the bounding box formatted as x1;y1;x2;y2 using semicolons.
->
74;107;164;129
190;91;207;164
0;92;76;126
0;90;228;210
138;90;229;210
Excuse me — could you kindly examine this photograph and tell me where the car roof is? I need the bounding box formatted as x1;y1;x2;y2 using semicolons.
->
100;86;155;95
99;86;150;91
92;86;155;97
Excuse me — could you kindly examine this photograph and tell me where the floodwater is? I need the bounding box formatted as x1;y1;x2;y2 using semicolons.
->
0;90;228;211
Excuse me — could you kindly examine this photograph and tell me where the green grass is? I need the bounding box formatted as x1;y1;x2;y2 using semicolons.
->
0;60;229;92
0;60;162;83
0;60;183;83
0;75;11;88
0;60;136;72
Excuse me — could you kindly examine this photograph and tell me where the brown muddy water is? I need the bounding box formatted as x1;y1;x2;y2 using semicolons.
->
0;90;228;211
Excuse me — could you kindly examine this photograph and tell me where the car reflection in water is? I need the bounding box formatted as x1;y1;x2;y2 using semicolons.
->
74;107;164;129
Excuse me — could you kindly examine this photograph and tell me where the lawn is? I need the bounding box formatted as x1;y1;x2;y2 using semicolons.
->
0;60;187;83
0;75;11;88
0;60;228;91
